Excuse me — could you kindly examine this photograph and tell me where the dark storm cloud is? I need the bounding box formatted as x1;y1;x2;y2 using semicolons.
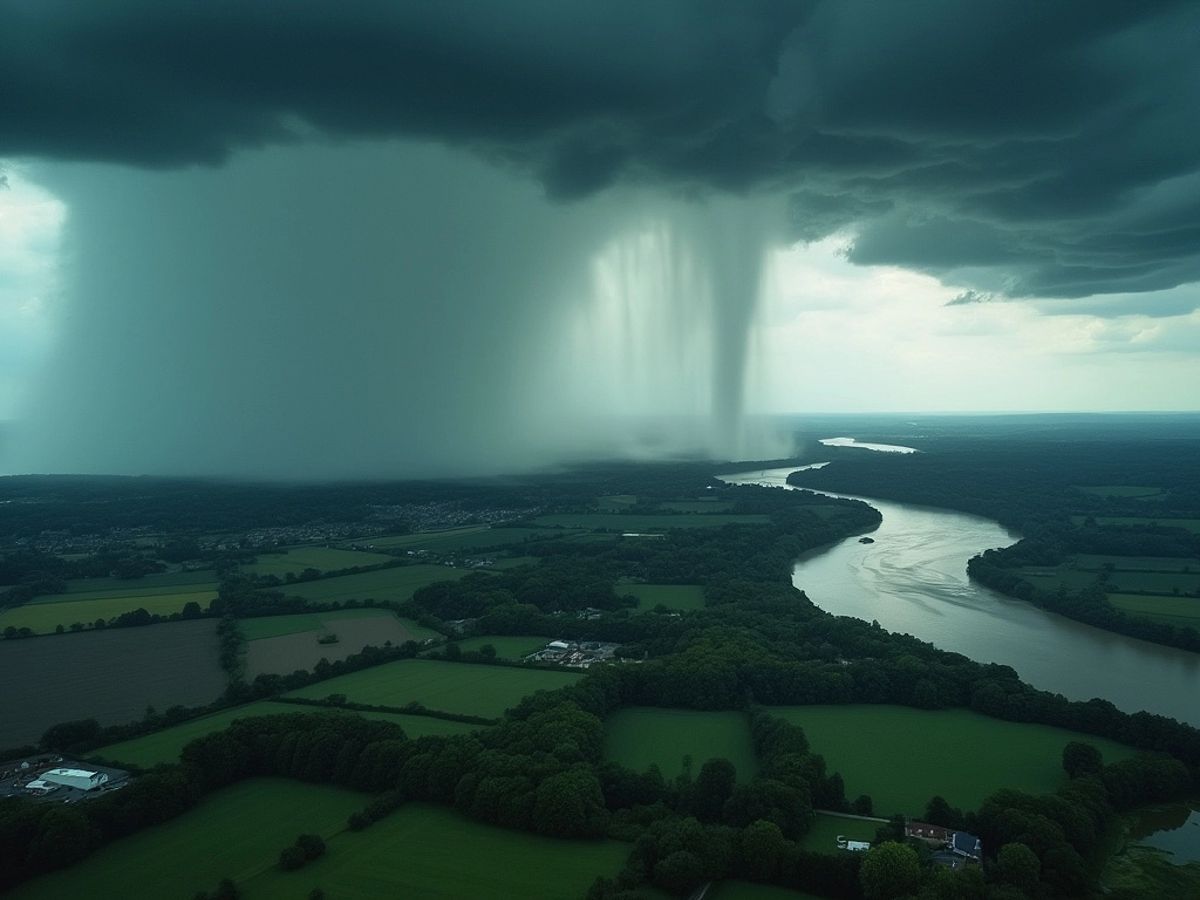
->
3;0;1199;304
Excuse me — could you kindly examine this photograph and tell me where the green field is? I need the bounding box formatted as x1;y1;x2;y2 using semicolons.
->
10;779;364;900
622;583;707;611
0;588;216;634
1075;485;1164;498
598;494;638;510
535;513;770;531
244;802;632;900
796;812;880;854
659;500;735;512
238;609;439;641
361;526;564;552
455;635;551;659
93;702;479;768
243;546;395;577
1074;554;1200;572
277;564;470;603
770;706;1135;816
1107;594;1200;629
709;883;825;900
1072;516;1200;535
605;708;758;780
285;658;580;718
61;570;218;595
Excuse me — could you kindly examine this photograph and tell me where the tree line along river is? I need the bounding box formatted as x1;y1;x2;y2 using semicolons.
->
721;465;1200;728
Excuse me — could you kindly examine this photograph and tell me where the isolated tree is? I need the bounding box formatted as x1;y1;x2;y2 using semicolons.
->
852;794;874;816
859;842;922;900
1062;741;1103;779
992;842;1041;895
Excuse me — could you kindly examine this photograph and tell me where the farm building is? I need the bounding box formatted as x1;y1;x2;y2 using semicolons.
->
836;836;870;852
42;768;110;791
905;821;952;843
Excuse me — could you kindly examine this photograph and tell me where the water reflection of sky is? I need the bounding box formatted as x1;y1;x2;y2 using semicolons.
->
1132;805;1200;864
819;437;918;453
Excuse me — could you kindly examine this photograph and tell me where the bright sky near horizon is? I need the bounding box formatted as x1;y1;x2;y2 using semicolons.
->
4;164;1197;425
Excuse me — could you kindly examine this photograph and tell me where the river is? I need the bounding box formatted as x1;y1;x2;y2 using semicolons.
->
721;465;1200;727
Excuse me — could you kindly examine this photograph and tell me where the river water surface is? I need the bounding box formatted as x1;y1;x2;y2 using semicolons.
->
721;466;1200;726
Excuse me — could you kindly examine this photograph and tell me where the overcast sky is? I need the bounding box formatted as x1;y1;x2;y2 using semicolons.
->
1;1;1198;475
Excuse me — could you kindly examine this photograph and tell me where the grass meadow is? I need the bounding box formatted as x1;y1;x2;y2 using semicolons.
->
536;513;770;530
455;635;551;659
245;802;632;900
0;588;218;634
361;526;561;552
796;812;880;853
1074;485;1165;498
242;546;395;577
621;583;707;611
284;658;580;718
238;609;438;641
276;564;470;603
94;702;479;768
1107;593;1200;628
9;779;364;900
604;708;758;780
769;705;1135;816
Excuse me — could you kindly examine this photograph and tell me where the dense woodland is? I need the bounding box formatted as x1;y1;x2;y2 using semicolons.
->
2;446;1199;898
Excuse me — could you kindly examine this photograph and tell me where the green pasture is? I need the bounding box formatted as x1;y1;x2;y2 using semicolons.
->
491;555;541;569
277;564;469;603
604;708;758;780
622;583;707;611
1108;594;1200;629
769;705;1136;816
1105;571;1200;594
598;494;638;510
659;500;735;513
94;702;478;768
10;779;364;900
245;802;631;900
796;812;880;854
61;570;218;595
243;546;395;577
709;883;826;900
535;513;770;531
455;635;552;659
361;526;563;552
1074;554;1200;572
0;589;216;634
1074;485;1164;498
285;658;580;718
1072;516;1200;535
237;609;438;642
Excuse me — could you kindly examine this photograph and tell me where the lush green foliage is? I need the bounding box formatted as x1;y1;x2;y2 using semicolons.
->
604;708;758;780
284;658;581;718
769;705;1134;816
7;780;362;899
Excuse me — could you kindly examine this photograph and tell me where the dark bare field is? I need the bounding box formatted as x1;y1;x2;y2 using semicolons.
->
0;620;225;747
244;614;429;678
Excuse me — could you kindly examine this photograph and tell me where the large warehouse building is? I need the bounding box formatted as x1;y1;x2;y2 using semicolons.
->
41;768;110;791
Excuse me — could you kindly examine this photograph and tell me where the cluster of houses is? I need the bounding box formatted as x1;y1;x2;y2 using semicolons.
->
523;639;622;668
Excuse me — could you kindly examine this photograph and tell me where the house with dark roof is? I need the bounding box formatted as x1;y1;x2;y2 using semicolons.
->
950;831;983;861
